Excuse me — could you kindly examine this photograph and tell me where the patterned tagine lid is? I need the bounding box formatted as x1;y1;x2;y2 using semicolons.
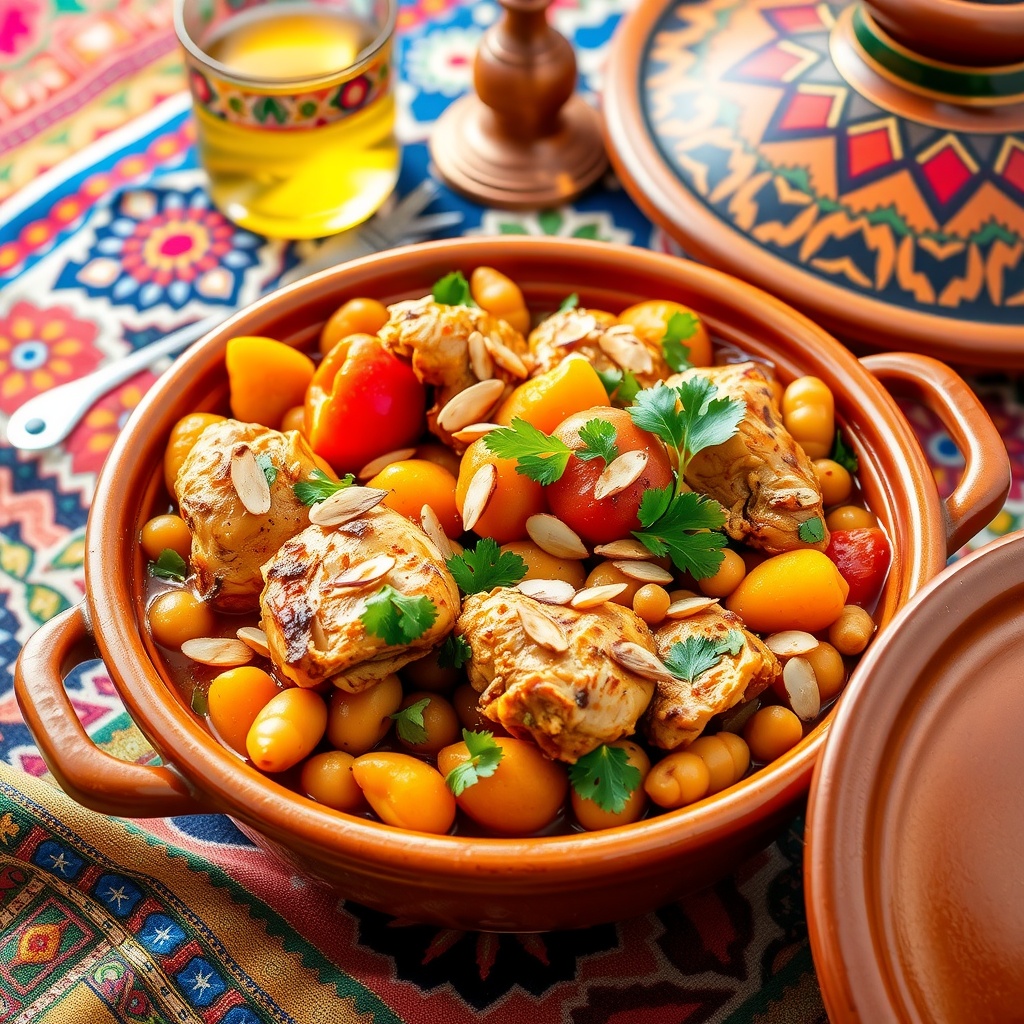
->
603;0;1024;367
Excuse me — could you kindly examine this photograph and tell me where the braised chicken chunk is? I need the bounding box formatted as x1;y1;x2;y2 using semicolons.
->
457;588;657;762
259;506;460;692
643;605;780;750
528;307;670;387
175;419;320;612
670;362;828;554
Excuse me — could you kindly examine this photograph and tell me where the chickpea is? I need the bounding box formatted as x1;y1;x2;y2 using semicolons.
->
644;751;710;809
393;692;460;756
501;541;588;589
699;548;746;599
585;562;642;606
352;753;456;834
141;514;191;562
716;731;751;781
744;705;803;763
571;740;650;831
826;505;878;531
803;642;846;702
163;411;224;497
320;297;389;356
148;590;216;649
207;666;280;755
368;459;461;538
402;650;460;693
326;674;403;755
687;735;738;795
280;404;306;434
782;376;835;460
470;266;530;335
829;605;876;656
300;751;364;812
246;688;328;773
633;584;671;625
813;458;853;507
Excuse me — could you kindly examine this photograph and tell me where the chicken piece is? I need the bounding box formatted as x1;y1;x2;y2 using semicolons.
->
528;307;670;387
457;589;657;762
643;605;780;750
259;507;460;692
670;362;828;554
175;419;321;612
377;296;530;445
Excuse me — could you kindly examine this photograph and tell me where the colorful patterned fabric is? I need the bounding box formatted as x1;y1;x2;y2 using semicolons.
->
1;2;1022;1022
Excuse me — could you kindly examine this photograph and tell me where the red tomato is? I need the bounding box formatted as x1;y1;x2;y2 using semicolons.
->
304;333;425;474
825;528;891;607
546;407;674;545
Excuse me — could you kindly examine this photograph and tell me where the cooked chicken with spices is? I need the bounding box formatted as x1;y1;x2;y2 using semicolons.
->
260;507;460;692
175;420;321;612
670;362;828;554
528;307;669;387
457;588;657;762
643;605;780;750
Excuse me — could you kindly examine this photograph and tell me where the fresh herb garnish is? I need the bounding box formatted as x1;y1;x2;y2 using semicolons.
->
148;548;188;582
568;744;641;814
445;729;504;796
292;468;355;506
484;418;573;485
661;310;700;373
558;292;579;313
438;634;473;669
798;517;826;544
389;697;430;745
831;429;859;473
446;537;527;595
634;486;730;579
597;366;642;406
664;630;745;683
575;418;619;466
255;453;278;487
190;686;209;716
432;270;476;307
361;585;438;645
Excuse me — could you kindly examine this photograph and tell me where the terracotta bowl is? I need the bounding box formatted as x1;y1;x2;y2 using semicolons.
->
14;238;1009;932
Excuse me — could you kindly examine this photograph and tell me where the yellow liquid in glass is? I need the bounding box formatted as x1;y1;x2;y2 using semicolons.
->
197;6;399;239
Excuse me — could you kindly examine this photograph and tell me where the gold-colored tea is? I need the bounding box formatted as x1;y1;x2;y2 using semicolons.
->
188;2;398;239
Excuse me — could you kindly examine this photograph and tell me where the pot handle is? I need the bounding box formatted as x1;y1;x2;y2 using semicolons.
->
14;603;205;818
860;352;1010;556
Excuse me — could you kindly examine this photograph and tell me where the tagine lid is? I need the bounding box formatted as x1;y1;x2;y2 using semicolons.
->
603;0;1024;367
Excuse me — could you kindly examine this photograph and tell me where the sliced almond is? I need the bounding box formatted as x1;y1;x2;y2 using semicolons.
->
230;444;272;515
783;656;821;721
358;447;416;480
552;313;597;348
451;422;502;444
236;626;270;658
765;630;819;658
609;641;676;683
598;329;654;375
309;486;387;527
594;539;652;560
613;560;674;584
181;637;253;667
310;615;329;652
517;604;569;653
419;504;453;559
517;578;576;606
484;333;528;378
436;379;506;434
594;450;649;500
571;583;628;609
468;330;494;381
329;554;396;589
461;463;497;533
525;514;589;560
665;596;720;619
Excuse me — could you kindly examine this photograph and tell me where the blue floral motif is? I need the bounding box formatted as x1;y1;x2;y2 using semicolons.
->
139;913;187;955
93;873;143;917
176;957;227;1007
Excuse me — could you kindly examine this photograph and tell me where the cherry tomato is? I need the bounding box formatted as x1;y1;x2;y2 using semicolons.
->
825;528;891;607
304;333;426;474
545;408;674;545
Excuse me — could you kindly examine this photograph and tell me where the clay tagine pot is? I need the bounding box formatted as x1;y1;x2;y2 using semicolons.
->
603;0;1024;367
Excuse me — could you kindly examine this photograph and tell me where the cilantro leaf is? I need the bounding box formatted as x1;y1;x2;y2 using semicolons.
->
568;744;641;814
831;429;859;473
148;548;188;582
293;468;355;506
361;585;438;645
483;418;573;485
575;418;619;465
798;517;826;544
432;270;476;307
389;697;430;745
558;292;579;313
596;366;642;406
628;383;686;450
447;538;527;595
634;487;730;578
664;629;745;682
438;634;473;669
445;729;504;796
255;452;278;487
661;311;700;373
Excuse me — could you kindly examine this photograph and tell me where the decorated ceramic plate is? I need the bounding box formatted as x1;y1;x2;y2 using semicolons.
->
603;0;1024;367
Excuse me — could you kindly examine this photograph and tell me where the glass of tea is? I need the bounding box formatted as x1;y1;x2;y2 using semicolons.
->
174;0;399;239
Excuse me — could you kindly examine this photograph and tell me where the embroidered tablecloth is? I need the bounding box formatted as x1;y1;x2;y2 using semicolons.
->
1;2;1022;1022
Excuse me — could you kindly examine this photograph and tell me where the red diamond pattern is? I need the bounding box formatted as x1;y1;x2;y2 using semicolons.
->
765;5;829;34
847;127;895;178
1003;147;1024;194
920;144;974;204
735;43;807;82
779;92;834;131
